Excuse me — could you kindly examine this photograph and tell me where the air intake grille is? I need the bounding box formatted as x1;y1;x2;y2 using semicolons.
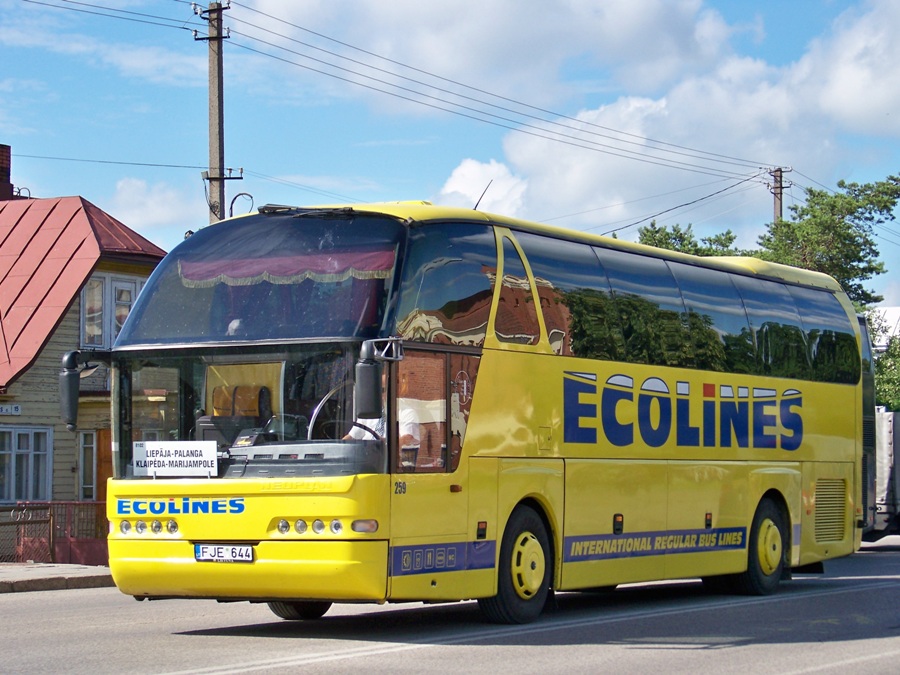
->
862;454;870;519
863;418;876;448
815;479;846;542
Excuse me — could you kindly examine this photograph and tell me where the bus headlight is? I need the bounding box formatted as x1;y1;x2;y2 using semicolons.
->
330;519;343;534
277;519;291;534
294;519;308;534
135;520;147;534
151;520;163;534
166;520;178;534
120;520;132;534
312;519;325;534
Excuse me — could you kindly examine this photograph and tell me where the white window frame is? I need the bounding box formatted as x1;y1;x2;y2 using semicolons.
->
0;426;53;503
78;430;97;501
80;272;146;349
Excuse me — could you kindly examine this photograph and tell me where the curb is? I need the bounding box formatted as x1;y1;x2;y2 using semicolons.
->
0;570;115;594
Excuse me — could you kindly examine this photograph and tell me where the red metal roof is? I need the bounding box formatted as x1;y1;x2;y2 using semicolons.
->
0;196;166;388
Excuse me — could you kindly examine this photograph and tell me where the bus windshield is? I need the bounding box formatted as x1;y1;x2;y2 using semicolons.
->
116;208;404;346
115;343;390;479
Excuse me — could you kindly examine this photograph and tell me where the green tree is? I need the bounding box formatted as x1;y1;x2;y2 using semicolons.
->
638;221;744;256
875;336;900;411
756;177;899;307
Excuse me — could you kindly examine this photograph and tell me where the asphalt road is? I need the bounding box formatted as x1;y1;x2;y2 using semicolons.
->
1;540;897;674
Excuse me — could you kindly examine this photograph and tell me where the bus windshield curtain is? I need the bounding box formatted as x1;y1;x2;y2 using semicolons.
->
178;250;395;288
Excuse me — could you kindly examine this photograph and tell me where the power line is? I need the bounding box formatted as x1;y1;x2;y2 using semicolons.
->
14;153;207;170
598;172;766;236
23;0;201;31
222;13;770;180
27;0;777;183
540;176;745;223
222;11;762;174
26;0;769;181
227;36;761;182
228;0;772;170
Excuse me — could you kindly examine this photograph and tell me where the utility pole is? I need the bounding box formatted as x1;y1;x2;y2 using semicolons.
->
768;167;792;223
195;2;240;223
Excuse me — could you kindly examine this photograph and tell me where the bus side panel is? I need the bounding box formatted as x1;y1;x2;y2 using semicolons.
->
496;458;565;587
387;466;472;601
560;460;666;590
664;462;750;580
466;456;501;599
799;461;856;566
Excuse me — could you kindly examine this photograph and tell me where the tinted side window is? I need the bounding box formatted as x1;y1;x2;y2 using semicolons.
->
732;276;810;379
395;223;496;346
667;262;755;373
789;286;860;383
515;232;624;359
595;247;691;367
495;237;540;345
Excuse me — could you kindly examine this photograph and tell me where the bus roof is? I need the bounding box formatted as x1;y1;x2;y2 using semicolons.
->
234;201;844;294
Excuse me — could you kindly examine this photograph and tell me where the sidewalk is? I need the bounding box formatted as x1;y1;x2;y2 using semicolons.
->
0;563;115;594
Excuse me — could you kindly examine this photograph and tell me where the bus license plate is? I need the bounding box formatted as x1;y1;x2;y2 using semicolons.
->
194;544;254;563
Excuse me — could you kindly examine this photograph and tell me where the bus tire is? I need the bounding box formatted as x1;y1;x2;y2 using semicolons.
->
267;600;332;620
733;498;787;595
478;505;551;624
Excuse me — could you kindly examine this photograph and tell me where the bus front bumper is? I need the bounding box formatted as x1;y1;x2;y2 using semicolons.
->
108;539;388;602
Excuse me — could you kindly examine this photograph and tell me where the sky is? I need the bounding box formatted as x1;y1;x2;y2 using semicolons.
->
2;0;899;306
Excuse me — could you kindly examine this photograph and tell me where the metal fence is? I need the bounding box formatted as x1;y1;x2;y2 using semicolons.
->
0;502;108;565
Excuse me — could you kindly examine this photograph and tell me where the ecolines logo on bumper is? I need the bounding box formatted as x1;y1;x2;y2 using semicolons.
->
116;497;246;516
564;372;803;450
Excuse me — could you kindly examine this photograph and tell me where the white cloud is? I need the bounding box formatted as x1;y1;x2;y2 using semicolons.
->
437;158;527;215
0;6;204;88
799;0;900;136
435;0;900;251
109;178;208;251
878;278;900;307
247;0;733;108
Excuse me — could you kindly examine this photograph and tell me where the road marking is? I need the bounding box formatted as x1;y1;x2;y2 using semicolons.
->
166;580;899;674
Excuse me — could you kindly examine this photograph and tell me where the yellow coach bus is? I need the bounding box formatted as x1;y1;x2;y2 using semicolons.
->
61;202;875;624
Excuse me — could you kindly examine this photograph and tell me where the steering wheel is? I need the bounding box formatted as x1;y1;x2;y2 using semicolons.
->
347;420;381;440
307;383;350;440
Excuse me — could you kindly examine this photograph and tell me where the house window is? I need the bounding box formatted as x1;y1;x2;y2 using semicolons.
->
0;427;52;502
79;431;96;500
80;273;145;349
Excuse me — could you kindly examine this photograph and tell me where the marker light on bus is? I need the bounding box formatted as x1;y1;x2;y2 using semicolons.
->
294;519;307;534
277;519;290;535
151;520;163;534
351;519;379;533
119;520;131;534
135;520;147;534
312;519;325;534
166;520;178;534
330;519;343;535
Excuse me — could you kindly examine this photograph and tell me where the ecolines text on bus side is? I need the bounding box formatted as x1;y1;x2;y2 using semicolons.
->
563;372;803;451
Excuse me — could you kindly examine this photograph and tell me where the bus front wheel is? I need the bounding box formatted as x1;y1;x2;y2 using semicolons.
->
267;600;332;620
478;505;551;624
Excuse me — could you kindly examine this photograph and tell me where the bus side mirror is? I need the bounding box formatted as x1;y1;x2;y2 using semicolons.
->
354;359;382;420
60;350;110;432
354;338;404;420
60;351;83;432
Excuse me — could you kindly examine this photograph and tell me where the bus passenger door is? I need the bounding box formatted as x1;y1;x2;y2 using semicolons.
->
388;350;474;600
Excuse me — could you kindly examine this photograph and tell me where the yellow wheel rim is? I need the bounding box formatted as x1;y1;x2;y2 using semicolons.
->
756;517;782;576
511;531;545;600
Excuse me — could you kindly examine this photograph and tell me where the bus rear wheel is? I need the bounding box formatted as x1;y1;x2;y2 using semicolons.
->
478;505;551;624
702;499;787;595
267;600;332;620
